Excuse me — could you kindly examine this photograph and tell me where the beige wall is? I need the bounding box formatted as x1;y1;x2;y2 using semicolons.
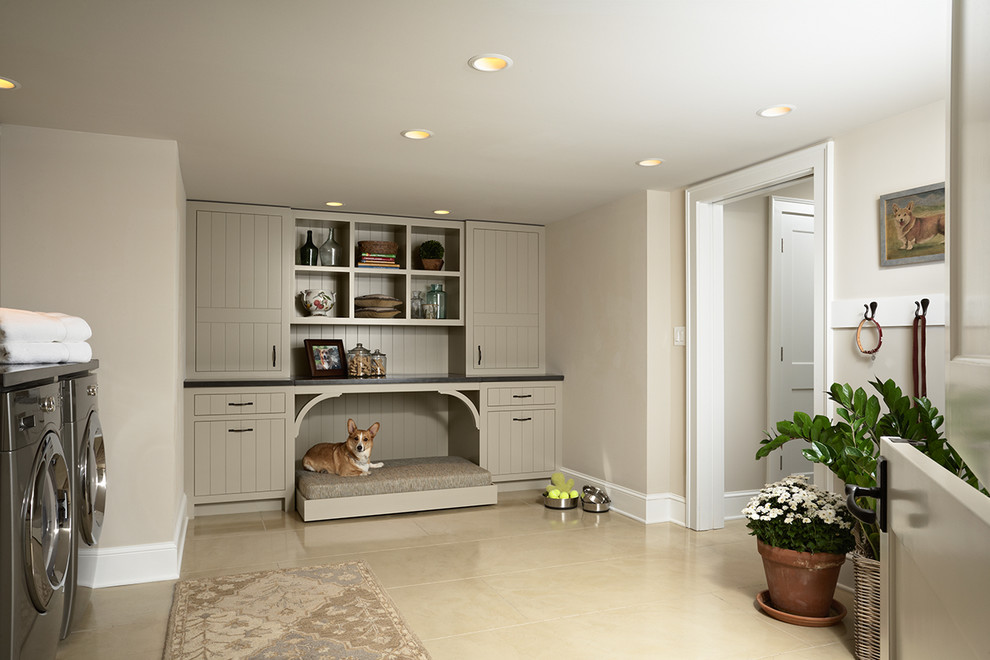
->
722;195;769;493
0;124;185;549
547;190;685;502
831;101;946;411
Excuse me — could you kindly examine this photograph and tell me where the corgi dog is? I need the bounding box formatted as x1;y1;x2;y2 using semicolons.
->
892;201;945;250
302;418;382;476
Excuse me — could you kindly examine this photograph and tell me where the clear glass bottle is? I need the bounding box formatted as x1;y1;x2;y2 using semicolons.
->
410;291;423;319
299;230;318;266
319;228;342;266
425;283;446;319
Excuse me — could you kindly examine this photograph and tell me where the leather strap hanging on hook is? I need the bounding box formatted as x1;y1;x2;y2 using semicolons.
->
857;302;882;358
912;298;930;401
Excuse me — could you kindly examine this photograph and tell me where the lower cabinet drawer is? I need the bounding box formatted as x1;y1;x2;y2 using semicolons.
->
192;419;286;496
193;392;286;416
486;386;557;407
485;409;556;477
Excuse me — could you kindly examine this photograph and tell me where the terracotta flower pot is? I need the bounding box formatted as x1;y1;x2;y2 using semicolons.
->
757;539;845;618
421;258;443;271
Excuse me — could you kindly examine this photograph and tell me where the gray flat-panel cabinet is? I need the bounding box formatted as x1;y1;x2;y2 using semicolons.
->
187;202;292;379
465;221;546;375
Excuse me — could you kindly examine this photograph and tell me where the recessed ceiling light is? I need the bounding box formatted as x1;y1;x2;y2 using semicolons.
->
325;201;345;207
433;209;451;215
0;76;21;90
637;159;663;167
757;104;796;118
468;54;513;72
401;129;433;140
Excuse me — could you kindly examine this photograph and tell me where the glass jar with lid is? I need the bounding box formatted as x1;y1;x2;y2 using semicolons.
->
370;349;387;378
347;342;372;378
425;283;446;319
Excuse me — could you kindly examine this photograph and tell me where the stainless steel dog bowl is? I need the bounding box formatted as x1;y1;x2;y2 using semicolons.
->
543;493;578;509
582;499;611;513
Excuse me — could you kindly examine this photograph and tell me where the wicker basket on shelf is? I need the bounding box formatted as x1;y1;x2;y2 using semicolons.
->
357;240;398;256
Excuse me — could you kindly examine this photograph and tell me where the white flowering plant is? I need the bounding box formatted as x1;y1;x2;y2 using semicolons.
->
742;475;856;555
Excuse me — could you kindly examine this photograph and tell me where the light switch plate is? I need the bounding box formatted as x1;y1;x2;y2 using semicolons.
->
674;326;686;346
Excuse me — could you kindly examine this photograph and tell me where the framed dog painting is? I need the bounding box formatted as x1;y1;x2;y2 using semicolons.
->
880;182;946;267
304;339;347;378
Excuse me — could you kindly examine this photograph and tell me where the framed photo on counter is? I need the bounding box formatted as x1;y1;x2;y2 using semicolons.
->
304;339;347;378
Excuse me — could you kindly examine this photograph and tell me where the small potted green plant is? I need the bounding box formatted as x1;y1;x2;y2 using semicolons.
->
418;240;444;270
743;475;855;621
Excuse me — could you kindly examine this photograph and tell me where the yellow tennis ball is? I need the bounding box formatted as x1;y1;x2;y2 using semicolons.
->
569;490;579;499
548;489;561;499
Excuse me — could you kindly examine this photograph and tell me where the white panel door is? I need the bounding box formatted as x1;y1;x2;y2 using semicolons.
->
768;198;815;481
884;2;990;656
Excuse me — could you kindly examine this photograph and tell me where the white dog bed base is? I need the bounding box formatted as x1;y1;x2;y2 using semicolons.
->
295;456;498;522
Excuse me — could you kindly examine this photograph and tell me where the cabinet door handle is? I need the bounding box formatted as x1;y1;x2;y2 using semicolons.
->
477;345;482;366
228;402;254;407
228;428;254;433
512;394;532;399
272;345;277;368
512;417;532;422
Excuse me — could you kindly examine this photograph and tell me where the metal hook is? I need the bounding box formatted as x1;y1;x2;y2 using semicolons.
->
914;298;930;318
864;301;878;320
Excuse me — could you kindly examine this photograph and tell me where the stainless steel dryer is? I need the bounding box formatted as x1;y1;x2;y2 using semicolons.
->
1;380;72;660
59;371;106;639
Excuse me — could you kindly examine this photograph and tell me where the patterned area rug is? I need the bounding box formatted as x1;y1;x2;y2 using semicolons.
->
163;561;431;659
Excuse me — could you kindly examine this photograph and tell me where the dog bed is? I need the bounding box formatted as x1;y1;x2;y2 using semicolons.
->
295;456;498;522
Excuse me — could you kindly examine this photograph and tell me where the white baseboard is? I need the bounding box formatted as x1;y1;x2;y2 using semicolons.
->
724;489;759;521
560;467;685;525
78;493;188;587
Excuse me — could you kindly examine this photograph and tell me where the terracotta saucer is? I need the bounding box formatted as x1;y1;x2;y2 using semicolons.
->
755;590;847;627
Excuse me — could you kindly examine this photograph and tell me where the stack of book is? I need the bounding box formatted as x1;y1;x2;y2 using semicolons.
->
357;251;400;268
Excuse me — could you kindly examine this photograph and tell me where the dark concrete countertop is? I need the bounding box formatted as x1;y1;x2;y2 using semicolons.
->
185;373;563;388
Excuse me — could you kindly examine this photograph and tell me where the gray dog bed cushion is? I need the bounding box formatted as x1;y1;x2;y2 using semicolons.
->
296;456;493;500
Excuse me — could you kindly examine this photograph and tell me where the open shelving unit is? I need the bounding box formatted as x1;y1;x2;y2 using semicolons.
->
292;210;464;326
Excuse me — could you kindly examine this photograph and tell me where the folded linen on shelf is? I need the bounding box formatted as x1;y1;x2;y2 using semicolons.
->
46;312;93;342
0;307;66;342
0;307;93;343
0;341;93;365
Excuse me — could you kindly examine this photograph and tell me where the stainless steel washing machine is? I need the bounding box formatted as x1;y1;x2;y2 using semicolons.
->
59;371;106;639
1;380;72;660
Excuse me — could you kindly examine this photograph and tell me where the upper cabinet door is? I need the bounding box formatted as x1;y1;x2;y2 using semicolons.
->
465;221;546;375
187;203;292;379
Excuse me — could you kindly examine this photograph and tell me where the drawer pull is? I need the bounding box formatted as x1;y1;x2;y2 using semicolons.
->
228;428;254;433
228;402;254;407
512;394;532;399
512;417;532;422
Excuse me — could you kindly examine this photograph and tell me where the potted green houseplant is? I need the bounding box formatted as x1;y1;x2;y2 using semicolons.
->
418;240;444;270
757;377;988;657
743;475;855;621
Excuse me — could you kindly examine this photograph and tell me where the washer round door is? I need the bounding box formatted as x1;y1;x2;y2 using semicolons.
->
24;431;72;613
79;411;107;546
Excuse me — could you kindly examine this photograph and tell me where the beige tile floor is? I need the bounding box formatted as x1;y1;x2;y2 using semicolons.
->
56;490;856;659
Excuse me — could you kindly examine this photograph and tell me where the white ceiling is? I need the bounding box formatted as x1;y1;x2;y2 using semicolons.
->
0;1;948;224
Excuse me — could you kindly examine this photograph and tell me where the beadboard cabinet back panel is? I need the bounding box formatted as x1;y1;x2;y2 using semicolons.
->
294;392;450;463
290;325;449;377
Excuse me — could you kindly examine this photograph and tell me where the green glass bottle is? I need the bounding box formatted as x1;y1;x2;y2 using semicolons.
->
299;230;318;266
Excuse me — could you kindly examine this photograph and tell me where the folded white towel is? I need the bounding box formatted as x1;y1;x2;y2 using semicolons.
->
0;308;66;343
47;312;93;342
0;341;93;365
65;342;93;363
0;342;70;364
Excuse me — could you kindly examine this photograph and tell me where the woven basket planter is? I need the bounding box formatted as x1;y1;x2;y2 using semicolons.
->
852;551;881;660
